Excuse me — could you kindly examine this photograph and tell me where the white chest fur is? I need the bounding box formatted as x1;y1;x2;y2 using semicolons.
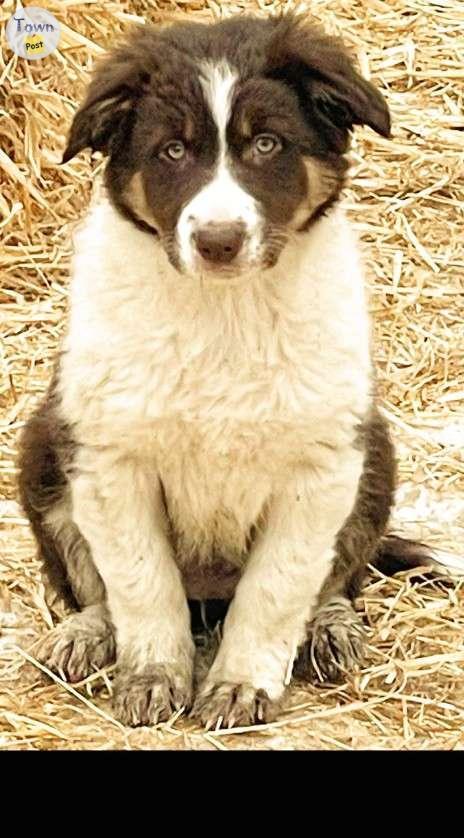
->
60;198;371;567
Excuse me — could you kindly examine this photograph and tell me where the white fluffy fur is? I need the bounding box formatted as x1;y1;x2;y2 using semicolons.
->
177;62;262;270
60;184;371;696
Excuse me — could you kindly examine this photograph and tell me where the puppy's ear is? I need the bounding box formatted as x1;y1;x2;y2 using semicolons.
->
62;32;150;163
267;15;391;152
62;85;135;163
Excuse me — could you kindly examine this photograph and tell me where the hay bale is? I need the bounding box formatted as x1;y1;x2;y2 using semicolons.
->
1;0;463;750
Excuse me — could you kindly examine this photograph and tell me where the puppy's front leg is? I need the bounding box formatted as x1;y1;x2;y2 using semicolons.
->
72;448;194;726
194;445;363;728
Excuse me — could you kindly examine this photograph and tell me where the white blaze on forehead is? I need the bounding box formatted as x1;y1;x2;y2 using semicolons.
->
200;60;237;159
177;60;262;271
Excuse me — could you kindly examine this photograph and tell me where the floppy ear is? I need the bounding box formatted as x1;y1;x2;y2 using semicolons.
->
62;86;134;163
62;36;150;163
267;16;391;152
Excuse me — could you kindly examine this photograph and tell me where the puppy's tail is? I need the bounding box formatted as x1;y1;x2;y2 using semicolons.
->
374;534;464;577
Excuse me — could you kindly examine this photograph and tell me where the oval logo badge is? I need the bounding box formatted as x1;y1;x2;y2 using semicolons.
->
6;6;61;60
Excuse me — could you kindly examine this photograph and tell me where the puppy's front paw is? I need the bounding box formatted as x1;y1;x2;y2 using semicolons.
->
192;682;278;730
113;664;192;727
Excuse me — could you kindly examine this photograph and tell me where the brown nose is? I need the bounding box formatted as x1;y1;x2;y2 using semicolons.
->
193;223;245;265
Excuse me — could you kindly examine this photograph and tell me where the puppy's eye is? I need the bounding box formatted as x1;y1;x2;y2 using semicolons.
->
253;134;281;156
161;140;186;161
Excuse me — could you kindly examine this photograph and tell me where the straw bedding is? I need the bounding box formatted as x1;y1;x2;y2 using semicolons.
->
0;0;463;750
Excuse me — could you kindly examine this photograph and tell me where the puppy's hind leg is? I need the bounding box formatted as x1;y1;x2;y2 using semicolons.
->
31;510;116;682
18;388;116;682
297;407;396;683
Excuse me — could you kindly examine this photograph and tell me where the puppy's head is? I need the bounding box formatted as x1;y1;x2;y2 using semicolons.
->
63;15;390;276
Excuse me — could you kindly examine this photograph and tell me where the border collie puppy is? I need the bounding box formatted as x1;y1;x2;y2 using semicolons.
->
18;14;441;728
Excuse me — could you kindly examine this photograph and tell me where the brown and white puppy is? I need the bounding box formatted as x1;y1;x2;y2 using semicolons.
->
18;14;445;728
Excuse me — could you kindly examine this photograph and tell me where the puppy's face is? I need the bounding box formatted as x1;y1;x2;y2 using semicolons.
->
63;16;390;277
126;65;325;274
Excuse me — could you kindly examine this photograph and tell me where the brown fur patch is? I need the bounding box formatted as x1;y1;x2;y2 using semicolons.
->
17;366;106;614
319;404;397;605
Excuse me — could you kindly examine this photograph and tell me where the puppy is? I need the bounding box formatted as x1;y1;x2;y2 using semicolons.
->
18;14;442;728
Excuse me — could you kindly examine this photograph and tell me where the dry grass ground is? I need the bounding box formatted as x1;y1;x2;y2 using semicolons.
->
0;0;463;750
